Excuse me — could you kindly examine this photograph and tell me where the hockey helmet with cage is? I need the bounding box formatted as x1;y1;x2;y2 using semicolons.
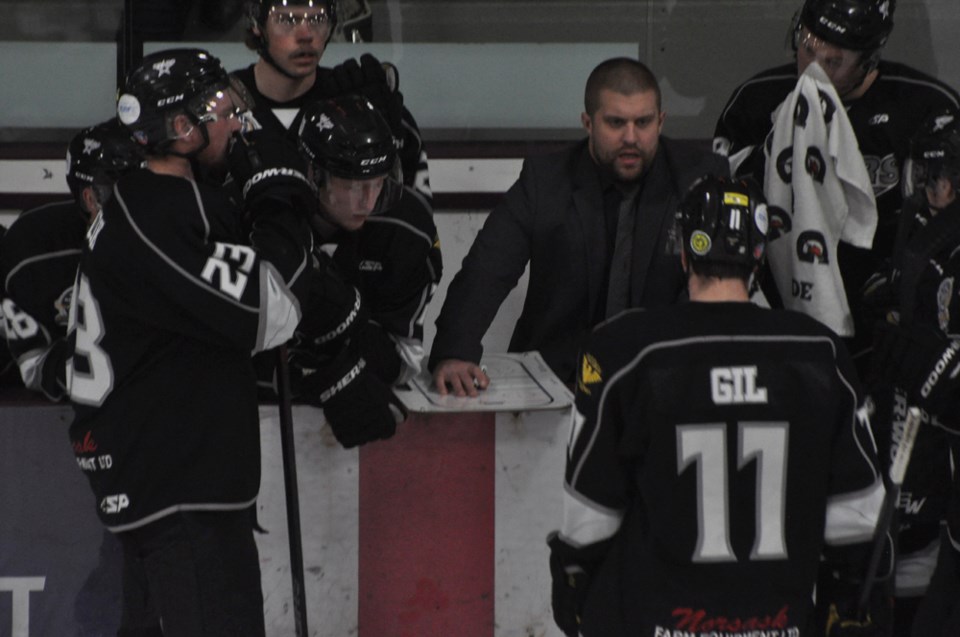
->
795;0;894;52
117;48;251;152
249;0;337;28
66;118;144;204
902;109;960;202
677;175;769;271
246;0;337;54
297;94;402;214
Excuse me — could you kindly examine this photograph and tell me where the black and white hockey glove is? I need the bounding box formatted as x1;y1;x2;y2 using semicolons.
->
546;531;613;637
228;129;314;212
318;54;404;137
295;264;366;360
297;339;407;448
872;321;960;417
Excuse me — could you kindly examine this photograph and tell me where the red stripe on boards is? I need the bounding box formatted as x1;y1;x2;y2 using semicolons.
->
358;412;496;636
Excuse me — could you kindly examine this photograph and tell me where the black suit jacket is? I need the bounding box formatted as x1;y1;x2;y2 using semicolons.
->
430;136;729;383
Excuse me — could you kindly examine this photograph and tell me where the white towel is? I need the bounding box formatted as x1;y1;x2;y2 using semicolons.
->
763;62;877;336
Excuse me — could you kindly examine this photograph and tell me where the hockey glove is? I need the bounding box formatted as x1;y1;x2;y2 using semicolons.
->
824;585;892;637
295;261;367;359
546;531;614;637
356;321;403;385
298;340;407;448
859;268;900;326
872;321;960;417
318;54;404;137
228;129;314;212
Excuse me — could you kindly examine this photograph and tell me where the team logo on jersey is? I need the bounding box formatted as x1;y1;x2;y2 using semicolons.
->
776;146;793;183
358;259;383;272
153;58;175;77
869;113;890;126
863;153;899;197
937;277;953;332
578;354;602;395
689;230;712;256
805;146;826;183
797;230;828;263
54;286;73;326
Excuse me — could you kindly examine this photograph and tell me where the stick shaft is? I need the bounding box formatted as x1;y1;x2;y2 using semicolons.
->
276;345;308;636
856;406;922;616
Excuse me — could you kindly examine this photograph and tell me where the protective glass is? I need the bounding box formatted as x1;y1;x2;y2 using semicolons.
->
194;77;254;126
268;5;331;32
902;157;958;209
317;160;403;221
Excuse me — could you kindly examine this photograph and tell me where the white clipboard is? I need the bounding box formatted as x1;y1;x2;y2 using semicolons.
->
395;352;573;413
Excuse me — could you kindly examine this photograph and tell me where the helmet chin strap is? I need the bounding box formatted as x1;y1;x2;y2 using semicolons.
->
167;118;211;160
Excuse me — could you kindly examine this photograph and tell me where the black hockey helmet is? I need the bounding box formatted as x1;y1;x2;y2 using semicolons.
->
796;0;894;51
297;94;402;213
249;0;337;27
902;109;960;201
66;118;144;204
677;175;768;272
246;0;337;50
117;48;251;152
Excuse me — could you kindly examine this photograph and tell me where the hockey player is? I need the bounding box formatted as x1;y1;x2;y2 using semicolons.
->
296;94;441;387
870;109;960;636
252;93;432;448
0;119;142;401
232;0;431;200
548;175;887;637
860;109;960;635
67;48;314;635
713;0;959;367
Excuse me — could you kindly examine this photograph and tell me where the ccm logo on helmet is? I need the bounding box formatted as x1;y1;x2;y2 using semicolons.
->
818;16;847;34
157;94;184;107
360;155;388;167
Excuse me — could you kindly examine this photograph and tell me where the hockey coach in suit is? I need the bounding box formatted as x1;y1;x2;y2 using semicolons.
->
430;57;729;393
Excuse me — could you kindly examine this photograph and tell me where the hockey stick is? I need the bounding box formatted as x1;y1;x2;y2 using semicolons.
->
276;345;309;637
856;405;922;617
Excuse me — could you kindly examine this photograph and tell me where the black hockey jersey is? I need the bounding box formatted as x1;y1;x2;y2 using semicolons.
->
714;61;959;344
564;302;883;636
0;200;86;400
324;187;442;382
67;169;310;532
231;64;432;202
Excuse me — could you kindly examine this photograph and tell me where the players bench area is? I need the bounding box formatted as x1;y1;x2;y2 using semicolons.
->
0;134;604;637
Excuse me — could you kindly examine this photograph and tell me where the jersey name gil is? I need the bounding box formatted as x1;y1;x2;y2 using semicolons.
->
710;366;768;404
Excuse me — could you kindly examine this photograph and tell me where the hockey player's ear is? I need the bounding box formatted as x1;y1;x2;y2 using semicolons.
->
580;111;592;134
171;113;196;141
80;186;100;221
